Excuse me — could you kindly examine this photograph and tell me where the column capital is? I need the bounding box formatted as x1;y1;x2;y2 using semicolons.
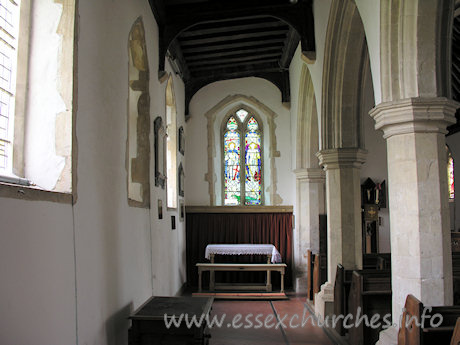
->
370;97;459;139
316;148;367;170
293;168;325;182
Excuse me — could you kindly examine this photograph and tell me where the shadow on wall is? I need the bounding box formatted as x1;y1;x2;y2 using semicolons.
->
105;302;133;345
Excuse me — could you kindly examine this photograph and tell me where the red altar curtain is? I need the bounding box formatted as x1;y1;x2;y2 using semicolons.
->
186;212;293;289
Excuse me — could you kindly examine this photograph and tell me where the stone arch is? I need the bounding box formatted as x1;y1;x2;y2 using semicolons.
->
380;0;454;102
296;64;320;170
165;75;178;209
321;0;369;151
127;17;150;208
293;64;325;289
204;95;281;205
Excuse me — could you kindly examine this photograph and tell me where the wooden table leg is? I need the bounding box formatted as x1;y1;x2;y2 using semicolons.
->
267;254;271;264
266;269;272;292
198;268;202;292
210;254;215;291
280;270;285;293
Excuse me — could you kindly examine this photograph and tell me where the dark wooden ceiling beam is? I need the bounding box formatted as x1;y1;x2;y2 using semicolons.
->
182;38;286;54
192;64;283;80
151;0;315;79
190;59;280;73
167;39;190;81
185;46;282;61
179;20;286;38
179;29;288;46
188;54;281;69
279;26;300;69
165;0;308;24
148;0;165;27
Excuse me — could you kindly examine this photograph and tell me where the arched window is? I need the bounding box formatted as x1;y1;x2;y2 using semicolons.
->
223;109;263;205
448;145;455;200
166;76;177;209
0;0;76;197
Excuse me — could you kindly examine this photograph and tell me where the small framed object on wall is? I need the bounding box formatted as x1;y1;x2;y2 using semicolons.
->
158;199;163;219
178;126;185;155
178;163;185;197
179;200;185;222
171;215;176;230
154;116;166;188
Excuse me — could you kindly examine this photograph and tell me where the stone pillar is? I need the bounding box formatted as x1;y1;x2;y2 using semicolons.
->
314;148;366;318
293;168;325;291
370;97;457;324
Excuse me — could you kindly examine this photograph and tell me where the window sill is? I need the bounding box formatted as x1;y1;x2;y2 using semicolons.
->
0;181;73;204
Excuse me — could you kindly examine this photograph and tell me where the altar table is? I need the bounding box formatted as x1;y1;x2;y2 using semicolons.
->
203;244;284;292
205;244;282;263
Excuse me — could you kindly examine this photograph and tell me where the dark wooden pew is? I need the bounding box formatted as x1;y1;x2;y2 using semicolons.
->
333;264;353;336
334;264;391;337
348;270;392;345
363;253;391;270
333;254;391;336
453;252;460;305
398;294;460;345
307;250;314;300
307;216;328;301
450;317;460;345
306;251;327;301
313;252;327;297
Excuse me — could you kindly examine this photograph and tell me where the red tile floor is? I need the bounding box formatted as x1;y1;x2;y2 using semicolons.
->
208;293;334;345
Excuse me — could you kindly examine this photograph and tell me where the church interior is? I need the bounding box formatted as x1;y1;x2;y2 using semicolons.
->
2;0;460;344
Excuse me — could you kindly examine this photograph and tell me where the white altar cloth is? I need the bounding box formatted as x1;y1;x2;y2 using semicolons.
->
205;244;282;263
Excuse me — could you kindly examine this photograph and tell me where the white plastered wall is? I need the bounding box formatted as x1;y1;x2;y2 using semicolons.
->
355;0;382;105
304;0;332;138
360;59;391;253
150;64;187;296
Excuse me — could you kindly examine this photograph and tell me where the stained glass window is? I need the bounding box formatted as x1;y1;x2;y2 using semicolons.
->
236;109;248;122
245;117;261;205
223;110;262;205
224;117;241;205
448;148;455;200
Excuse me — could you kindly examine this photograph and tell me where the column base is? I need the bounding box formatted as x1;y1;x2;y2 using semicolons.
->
314;282;334;320
294;275;308;293
375;325;398;345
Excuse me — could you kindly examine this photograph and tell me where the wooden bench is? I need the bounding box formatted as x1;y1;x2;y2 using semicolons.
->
313;253;327;297
363;253;391;270
305;215;328;301
334;264;353;336
334;264;391;337
333;254;391;336
398;294;460;345
306;251;327;301
196;263;287;293
453;252;460;305
348;270;392;345
450;317;460;345
307;250;314;300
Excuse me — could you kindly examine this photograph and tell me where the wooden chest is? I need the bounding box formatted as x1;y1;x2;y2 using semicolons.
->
128;296;213;345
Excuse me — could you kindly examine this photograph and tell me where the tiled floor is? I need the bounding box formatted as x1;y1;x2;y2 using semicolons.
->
209;294;334;345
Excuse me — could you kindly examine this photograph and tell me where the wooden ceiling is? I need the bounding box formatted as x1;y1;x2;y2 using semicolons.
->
148;0;316;115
